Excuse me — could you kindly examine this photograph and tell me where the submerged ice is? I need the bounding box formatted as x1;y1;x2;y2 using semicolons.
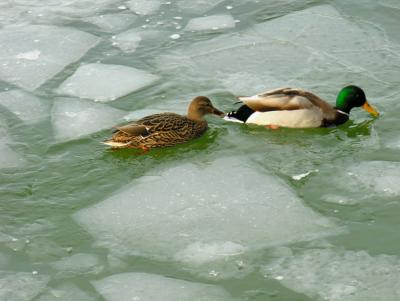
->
0;271;49;301
185;15;236;32
74;157;340;277
92;272;234;301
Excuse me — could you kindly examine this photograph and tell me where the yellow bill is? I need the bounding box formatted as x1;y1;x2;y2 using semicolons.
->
362;101;379;117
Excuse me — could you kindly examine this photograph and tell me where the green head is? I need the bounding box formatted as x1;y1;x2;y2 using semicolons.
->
336;85;379;116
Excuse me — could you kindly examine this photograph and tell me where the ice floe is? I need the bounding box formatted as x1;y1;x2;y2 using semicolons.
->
92;272;234;301
0;25;99;91
85;13;137;32
74;157;340;278
126;0;161;15
185;15;235;32
111;29;142;53
0;128;25;169
51;98;126;141
36;283;96;301
0;90;48;123
51;253;103;277
0;271;49;301
176;0;225;14
263;248;400;301
56;63;159;102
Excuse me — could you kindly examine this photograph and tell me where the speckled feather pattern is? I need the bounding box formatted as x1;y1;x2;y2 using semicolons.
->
111;113;208;148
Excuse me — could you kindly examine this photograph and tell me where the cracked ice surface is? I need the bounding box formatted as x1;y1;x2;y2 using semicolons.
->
74;157;340;277
156;5;400;96
0;25;99;91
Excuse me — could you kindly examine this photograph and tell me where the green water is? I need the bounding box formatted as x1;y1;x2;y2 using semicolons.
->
1;0;400;300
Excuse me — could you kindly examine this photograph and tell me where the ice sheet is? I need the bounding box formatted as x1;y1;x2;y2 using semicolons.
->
74;157;340;278
126;0;161;15
85;13;136;32
0;90;48;123
0;129;25;169
185;15;235;32
176;0;225;14
263;248;400;301
0;271;49;301
56;63;159;102
51;253;103;277
92;272;234;301
156;5;400;96
51;98;126;141
0;25;99;91
36;283;96;301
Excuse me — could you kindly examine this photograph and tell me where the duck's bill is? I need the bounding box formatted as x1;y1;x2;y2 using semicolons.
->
213;107;225;116
362;101;379;117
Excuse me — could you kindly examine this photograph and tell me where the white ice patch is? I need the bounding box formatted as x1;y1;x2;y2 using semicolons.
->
0;90;48;124
263;248;400;301
36;283;96;301
15;50;41;60
74;157;340;278
51;98;126;141
0;25;99;91
50;253;103;277
185;15;235;32
85;13;136;32
0;271;50;301
292;170;318;181
56;63;159;102
92;272;234;301
111;29;142;53
126;0;161;15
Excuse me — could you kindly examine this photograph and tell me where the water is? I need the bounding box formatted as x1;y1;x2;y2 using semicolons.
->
0;1;399;300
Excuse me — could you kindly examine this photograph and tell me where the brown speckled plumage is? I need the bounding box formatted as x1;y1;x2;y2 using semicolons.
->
104;96;224;150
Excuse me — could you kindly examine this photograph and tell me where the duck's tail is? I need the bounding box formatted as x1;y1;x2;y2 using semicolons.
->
223;105;255;123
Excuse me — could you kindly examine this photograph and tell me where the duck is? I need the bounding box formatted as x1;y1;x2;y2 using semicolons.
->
224;86;379;129
103;96;224;150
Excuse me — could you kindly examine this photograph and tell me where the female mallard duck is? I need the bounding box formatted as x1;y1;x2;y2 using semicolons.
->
103;96;224;150
224;86;379;128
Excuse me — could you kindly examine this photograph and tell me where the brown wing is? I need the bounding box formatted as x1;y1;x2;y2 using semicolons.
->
115;124;149;136
137;113;190;133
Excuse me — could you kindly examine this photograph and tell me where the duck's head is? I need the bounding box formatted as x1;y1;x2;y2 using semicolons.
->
187;96;225;120
336;85;379;117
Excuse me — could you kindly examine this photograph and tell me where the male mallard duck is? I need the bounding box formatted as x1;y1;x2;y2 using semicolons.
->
224;86;379;128
103;96;224;150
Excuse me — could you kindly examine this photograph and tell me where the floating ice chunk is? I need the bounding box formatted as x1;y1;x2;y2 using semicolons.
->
0;271;49;301
126;0;161;15
0;129;25;169
0;25;99;91
185;15;235;32
51;253;103;277
0;90;48;123
85;13;136;32
74;157;340;278
57;63;159;102
176;0;225;14
263;248;400;301
111;29;142;53
292;170;318;181
51;98;126;141
92;272;234;301
36;283;96;301
175;241;246;266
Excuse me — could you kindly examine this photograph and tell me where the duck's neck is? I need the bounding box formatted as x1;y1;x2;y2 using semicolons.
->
187;111;205;122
